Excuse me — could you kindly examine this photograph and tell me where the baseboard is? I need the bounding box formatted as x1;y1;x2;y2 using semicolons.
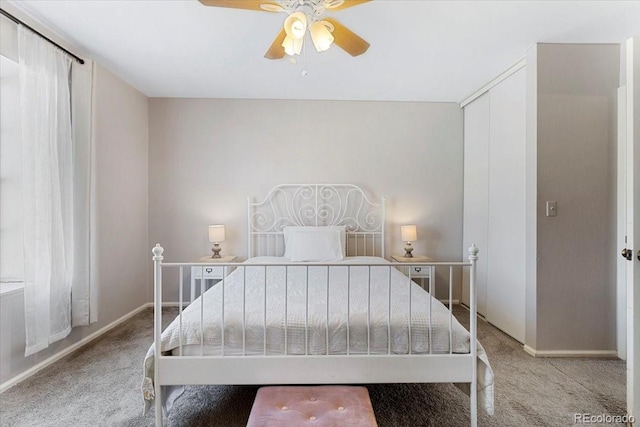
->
438;299;460;305
458;303;488;321
163;302;190;308
0;302;151;393
523;345;619;358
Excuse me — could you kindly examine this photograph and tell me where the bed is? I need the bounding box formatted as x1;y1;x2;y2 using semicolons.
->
143;184;494;426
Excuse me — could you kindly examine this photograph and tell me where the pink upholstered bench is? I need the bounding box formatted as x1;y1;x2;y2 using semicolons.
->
247;385;378;427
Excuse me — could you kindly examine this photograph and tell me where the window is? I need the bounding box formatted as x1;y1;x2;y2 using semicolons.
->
0;17;95;356
0;54;23;294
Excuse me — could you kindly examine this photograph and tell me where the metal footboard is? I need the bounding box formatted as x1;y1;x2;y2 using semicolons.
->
151;244;479;427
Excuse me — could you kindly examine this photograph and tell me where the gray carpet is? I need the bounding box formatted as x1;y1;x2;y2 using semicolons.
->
0;306;626;426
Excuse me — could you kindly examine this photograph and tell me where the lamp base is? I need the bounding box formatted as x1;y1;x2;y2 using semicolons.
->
211;243;222;259
403;242;414;258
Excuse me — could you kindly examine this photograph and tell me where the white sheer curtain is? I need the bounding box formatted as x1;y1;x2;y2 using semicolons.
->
18;25;92;356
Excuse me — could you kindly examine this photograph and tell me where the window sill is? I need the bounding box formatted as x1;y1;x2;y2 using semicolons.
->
0;281;24;298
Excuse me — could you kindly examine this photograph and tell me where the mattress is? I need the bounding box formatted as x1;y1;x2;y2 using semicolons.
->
170;257;469;356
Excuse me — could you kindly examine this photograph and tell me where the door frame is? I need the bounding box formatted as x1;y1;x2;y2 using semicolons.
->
622;35;640;421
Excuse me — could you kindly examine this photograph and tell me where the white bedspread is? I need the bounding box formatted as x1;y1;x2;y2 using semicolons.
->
143;257;494;415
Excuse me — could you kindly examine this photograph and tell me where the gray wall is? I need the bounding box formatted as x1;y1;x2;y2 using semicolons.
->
0;65;149;385
92;65;149;320
148;99;464;302
525;47;539;349
535;43;619;351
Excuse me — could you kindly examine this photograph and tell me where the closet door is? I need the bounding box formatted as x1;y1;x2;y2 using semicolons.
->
462;93;490;316
486;68;526;343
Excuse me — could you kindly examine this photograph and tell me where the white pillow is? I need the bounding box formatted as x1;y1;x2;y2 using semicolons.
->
288;229;344;262
283;226;347;259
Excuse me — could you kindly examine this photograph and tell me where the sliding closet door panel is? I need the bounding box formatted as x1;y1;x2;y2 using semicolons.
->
462;93;490;316
487;68;527;343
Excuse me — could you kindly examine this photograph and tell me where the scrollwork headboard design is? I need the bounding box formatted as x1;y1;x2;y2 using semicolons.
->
247;184;386;258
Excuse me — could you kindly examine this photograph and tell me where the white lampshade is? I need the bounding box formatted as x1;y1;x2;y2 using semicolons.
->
401;225;417;242
208;225;226;243
309;21;334;52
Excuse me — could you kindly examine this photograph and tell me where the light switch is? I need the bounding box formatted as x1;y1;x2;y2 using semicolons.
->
546;201;557;217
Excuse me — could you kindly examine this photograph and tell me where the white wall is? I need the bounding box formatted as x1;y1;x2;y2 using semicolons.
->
0;64;149;385
148;99;464;302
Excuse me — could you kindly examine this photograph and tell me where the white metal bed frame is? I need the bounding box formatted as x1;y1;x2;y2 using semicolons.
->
151;184;479;426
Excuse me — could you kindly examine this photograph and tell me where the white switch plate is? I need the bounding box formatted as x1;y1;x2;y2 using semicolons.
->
546;201;557;217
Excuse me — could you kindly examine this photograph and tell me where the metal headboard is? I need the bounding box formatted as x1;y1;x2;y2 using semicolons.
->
247;184;386;258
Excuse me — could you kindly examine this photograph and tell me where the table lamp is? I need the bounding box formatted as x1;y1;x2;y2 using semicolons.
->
401;225;417;258
208;225;226;258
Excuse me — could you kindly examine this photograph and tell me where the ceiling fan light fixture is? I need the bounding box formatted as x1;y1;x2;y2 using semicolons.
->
309;20;334;52
283;11;307;39
282;35;303;56
199;0;371;60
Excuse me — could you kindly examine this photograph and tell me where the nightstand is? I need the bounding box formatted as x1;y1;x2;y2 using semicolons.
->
190;256;237;302
390;254;433;289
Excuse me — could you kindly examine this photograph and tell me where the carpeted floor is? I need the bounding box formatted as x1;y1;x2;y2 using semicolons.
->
0;306;626;426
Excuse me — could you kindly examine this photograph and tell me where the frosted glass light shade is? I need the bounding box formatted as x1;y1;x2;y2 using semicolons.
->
309;21;334;52
282;11;308;56
401;225;417;242
209;225;226;243
284;12;307;39
282;35;303;56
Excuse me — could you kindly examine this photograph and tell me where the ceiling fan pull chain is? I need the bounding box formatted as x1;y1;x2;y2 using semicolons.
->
302;33;308;76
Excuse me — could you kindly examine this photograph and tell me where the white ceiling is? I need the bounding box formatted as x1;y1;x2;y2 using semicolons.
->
8;0;640;102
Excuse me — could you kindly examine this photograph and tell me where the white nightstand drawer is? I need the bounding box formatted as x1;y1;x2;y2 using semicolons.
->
189;256;238;303
390;255;433;289
403;265;431;278
192;266;225;279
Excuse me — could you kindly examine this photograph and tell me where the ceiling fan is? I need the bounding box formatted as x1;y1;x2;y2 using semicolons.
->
198;0;371;59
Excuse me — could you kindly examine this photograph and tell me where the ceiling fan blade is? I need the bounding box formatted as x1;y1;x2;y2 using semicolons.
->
326;0;372;11
264;28;287;59
324;18;370;57
198;0;282;12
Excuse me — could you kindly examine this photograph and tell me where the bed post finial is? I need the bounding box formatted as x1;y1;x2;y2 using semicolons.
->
468;244;479;261
152;244;164;261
